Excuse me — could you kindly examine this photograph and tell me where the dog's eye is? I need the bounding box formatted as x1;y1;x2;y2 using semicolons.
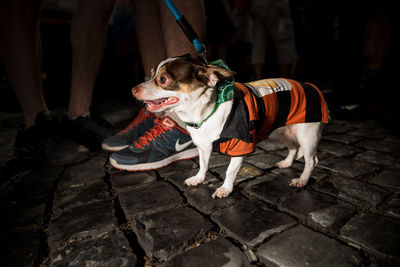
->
159;76;167;84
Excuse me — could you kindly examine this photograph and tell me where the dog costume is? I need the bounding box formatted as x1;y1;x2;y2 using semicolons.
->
213;78;329;156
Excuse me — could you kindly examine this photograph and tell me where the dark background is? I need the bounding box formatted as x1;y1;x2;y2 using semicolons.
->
0;0;398;134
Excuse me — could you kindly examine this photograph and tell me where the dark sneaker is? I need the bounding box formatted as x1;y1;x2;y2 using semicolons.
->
102;108;155;152
14;111;89;165
67;113;114;150
109;116;198;171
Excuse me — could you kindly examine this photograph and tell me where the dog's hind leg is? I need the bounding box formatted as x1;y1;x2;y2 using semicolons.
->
276;143;299;169
290;123;321;187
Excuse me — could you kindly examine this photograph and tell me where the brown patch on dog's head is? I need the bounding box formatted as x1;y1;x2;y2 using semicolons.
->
154;57;235;93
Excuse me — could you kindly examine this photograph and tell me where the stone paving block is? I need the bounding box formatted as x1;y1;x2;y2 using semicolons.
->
272;150;330;164
194;153;230;168
0;197;46;231
256;139;286;151
1;167;63;202
367;170;400;190
118;181;182;219
355;150;400;168
348;128;387;140
48;200;118;249
316;177;390;210
185;184;245;214
243;174;297;205
323;133;364;145
318;141;363;157
339;213;400;265
0;128;17;169
161;168;219;191
53;181;110;215
111;172;157;191
385;195;400;219
211;163;263;183
63;155;106;180
279;190;357;235
349;120;380;129
323;120;355;134
57;157;106;192
245;153;283;170
49;230;136;267
271;163;330;182
355;139;400;153
157;159;198;176
133;206;213;262
384;135;400;144
0;230;41;267
257;225;363;267
161;238;251;267
211;199;296;248
318;157;380;178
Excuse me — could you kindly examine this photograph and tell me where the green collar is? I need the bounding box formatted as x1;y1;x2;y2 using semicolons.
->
184;59;235;128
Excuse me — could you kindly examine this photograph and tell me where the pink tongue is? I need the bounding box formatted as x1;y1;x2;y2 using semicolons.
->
148;98;167;105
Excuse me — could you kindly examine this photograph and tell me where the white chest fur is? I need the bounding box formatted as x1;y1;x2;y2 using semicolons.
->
187;100;233;147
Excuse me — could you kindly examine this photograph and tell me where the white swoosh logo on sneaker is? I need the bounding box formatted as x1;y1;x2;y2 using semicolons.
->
175;139;193;151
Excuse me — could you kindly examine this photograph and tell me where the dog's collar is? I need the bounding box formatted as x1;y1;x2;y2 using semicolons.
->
184;59;235;129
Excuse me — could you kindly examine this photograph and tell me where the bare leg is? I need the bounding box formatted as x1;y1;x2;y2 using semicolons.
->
131;0;167;78
68;0;116;118
158;0;206;58
362;7;392;71
0;0;46;128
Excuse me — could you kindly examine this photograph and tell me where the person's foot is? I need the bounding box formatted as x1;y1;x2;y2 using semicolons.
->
109;115;198;171
67;112;114;151
102;108;155;152
14;111;89;165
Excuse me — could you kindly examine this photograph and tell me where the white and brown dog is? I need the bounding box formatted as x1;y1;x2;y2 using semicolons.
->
132;56;328;198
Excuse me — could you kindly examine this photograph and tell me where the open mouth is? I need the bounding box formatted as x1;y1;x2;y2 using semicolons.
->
144;97;179;111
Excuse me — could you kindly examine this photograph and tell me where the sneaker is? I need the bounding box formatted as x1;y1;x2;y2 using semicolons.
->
14;111;89;165
67;113;114;150
102;108;155;152
109;116;198;171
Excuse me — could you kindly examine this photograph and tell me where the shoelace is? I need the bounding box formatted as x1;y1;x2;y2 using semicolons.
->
133;117;171;149
121;109;154;133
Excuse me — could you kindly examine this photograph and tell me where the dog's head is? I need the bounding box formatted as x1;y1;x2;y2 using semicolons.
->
132;56;235;112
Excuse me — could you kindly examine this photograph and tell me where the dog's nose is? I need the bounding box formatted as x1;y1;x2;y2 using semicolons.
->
132;86;139;96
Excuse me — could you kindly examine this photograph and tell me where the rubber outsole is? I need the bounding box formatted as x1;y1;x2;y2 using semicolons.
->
109;147;199;171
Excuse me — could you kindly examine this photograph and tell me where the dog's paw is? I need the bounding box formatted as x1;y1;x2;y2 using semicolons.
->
184;176;204;186
212;186;232;198
276;160;292;169
289;178;306;187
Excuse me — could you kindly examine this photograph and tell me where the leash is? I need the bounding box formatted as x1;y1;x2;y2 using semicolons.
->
163;0;208;64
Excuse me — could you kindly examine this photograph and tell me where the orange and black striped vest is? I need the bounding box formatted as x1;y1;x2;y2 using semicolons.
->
213;78;329;156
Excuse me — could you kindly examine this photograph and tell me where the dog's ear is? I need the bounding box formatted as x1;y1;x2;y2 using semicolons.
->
195;65;236;87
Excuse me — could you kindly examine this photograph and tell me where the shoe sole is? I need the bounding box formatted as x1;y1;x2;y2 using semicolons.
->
101;143;129;152
109;148;199;171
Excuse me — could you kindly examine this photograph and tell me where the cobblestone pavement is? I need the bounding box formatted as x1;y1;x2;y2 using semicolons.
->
1;110;400;266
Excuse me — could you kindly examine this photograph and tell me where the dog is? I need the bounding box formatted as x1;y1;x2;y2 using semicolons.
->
132;56;328;198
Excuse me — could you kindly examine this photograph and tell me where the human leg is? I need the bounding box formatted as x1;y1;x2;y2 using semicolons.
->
131;0;166;78
0;0;47;128
68;0;116;118
158;0;206;58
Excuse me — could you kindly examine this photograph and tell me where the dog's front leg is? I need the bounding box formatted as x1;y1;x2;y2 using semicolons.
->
212;156;244;198
184;144;212;186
